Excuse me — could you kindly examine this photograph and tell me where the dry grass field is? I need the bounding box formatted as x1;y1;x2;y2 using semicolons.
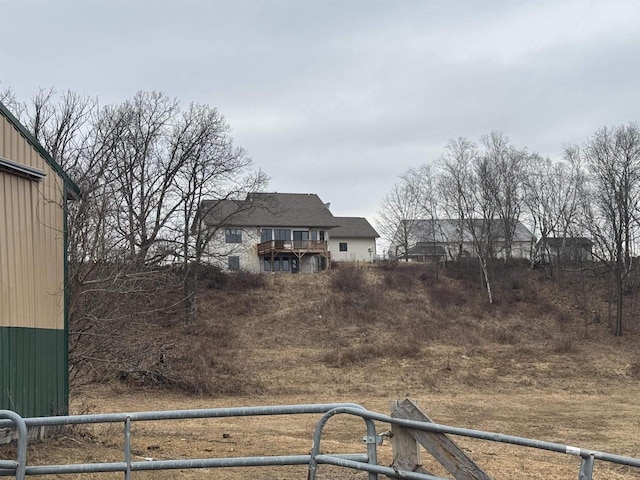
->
3;261;640;479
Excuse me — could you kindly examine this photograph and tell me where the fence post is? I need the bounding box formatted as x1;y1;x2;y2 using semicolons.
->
391;399;493;480
579;454;594;480
390;400;430;474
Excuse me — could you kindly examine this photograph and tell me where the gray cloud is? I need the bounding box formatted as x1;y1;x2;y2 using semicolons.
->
1;0;639;229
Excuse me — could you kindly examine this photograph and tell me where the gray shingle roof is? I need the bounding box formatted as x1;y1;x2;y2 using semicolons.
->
330;217;379;238
407;243;447;256
199;192;340;228
407;219;533;243
543;237;593;247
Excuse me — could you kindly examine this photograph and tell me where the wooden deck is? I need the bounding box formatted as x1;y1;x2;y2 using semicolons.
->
257;240;328;256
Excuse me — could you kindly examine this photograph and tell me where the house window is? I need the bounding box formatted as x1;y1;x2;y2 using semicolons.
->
293;230;309;241
339;242;348;252
228;256;240;271
225;229;242;243
264;258;271;272
260;228;272;242
274;229;291;241
282;257;290;271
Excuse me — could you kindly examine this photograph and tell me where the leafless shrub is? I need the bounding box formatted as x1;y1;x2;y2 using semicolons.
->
330;265;365;293
227;271;266;291
383;269;416;290
323;284;385;327
326;266;386;325
379;262;439;291
322;337;421;367
534;301;560;318
196;264;227;289
428;282;469;309
194;264;265;291
442;259;482;288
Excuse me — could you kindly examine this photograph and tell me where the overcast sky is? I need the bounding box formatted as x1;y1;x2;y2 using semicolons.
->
1;0;639;233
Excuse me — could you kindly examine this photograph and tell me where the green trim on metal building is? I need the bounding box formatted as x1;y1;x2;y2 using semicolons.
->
0;327;67;417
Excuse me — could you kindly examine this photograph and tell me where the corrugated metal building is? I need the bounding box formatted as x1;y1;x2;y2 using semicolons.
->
0;101;80;417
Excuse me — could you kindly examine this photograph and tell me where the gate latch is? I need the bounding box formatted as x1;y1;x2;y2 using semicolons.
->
362;431;392;445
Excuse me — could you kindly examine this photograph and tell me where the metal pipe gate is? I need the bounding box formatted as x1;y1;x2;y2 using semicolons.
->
1;404;639;479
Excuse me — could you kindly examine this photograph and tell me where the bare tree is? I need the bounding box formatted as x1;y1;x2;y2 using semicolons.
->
482;131;527;260
97;92;185;265
378;176;425;260
11;87;268;381
437;137;477;260
578;123;640;336
0;85;22;115
466;154;501;303
14;88;126;299
522;153;585;272
557;146;588;240
170;102;269;330
399;163;445;270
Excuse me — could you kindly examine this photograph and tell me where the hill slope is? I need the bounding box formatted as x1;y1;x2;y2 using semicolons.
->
132;261;640;398
9;261;640;480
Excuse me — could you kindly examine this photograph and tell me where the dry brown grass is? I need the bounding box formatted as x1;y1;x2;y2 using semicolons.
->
4;262;640;479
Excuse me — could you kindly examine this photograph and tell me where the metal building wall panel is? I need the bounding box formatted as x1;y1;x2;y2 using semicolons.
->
0;111;67;416
0;327;66;417
0;116;64;331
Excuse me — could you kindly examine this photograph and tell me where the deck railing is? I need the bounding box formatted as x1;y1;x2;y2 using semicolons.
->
257;239;328;255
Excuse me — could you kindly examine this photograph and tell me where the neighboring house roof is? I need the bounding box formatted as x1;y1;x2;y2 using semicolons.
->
407;243;447;257
200;192;340;228
330;217;379;238
403;219;533;244
542;237;593;248
0;101;81;198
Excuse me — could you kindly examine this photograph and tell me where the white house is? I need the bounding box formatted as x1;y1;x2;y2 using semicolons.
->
198;193;379;272
328;217;379;263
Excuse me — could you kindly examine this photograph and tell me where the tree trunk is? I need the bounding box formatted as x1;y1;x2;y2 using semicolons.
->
479;256;493;304
615;260;623;336
183;263;198;335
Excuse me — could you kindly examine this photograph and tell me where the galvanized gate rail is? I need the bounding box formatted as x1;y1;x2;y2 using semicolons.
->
309;406;640;479
2;404;640;479
0;404;374;479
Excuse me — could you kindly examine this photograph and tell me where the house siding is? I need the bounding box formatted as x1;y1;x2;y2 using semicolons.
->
206;227;262;273
0;112;68;417
206;226;331;273
329;237;376;263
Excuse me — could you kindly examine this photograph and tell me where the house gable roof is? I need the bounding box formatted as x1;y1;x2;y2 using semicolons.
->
200;192;340;228
330;217;379;238
543;237;593;248
403;219;533;244
0;100;81;198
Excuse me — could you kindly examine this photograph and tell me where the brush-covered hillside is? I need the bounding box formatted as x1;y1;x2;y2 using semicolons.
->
71;260;640;398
